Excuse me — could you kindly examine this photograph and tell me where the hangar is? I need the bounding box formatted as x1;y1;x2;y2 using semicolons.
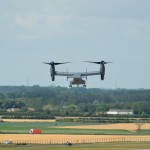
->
106;109;133;115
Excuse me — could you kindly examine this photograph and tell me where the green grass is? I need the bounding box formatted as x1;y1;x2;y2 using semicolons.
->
1;142;150;150
0;121;150;135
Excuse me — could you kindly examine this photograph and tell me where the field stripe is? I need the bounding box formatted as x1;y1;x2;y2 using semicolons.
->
1;134;150;144
56;123;150;131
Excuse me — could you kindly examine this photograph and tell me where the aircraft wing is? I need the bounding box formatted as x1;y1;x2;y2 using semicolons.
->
55;71;74;76
81;71;100;76
56;71;100;77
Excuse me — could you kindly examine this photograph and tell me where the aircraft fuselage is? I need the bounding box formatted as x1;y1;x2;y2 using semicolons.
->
70;78;86;85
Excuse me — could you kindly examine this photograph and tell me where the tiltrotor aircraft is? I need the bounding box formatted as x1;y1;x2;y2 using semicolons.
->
43;61;112;87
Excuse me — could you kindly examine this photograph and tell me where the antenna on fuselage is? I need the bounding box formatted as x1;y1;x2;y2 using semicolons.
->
26;77;29;86
86;68;87;80
67;69;68;81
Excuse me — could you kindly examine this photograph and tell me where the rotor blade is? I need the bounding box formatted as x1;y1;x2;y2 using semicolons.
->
43;61;71;65
84;61;113;64
84;61;101;64
55;62;71;65
43;62;51;65
104;62;113;64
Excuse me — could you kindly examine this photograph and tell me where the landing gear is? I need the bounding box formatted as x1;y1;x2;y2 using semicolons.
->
101;74;104;80
69;84;86;88
83;84;86;87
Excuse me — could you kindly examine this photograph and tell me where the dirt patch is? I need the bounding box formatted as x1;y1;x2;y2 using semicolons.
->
56;123;150;131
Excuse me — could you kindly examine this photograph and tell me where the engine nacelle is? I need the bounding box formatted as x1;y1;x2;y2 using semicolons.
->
50;65;55;81
84;60;112;81
100;63;105;80
44;61;70;82
51;74;55;81
101;74;104;80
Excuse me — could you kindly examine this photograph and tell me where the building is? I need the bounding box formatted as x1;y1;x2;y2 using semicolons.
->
7;108;20;112
106;109;133;115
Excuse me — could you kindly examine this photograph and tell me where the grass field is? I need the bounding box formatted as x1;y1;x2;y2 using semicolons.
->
1;121;150;135
1;120;150;147
3;119;56;122
1;142;150;150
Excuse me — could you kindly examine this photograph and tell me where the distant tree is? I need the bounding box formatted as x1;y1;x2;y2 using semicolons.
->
135;119;145;131
96;104;106;114
1;86;150;118
0;93;6;99
43;104;53;111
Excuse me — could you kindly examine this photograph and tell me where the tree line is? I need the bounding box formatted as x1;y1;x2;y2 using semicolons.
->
0;86;150;118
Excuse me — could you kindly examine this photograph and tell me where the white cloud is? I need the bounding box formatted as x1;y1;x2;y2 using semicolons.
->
15;12;38;29
1;0;150;41
13;12;72;40
123;20;150;40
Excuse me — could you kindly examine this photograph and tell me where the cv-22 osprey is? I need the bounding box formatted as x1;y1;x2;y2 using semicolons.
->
43;61;112;87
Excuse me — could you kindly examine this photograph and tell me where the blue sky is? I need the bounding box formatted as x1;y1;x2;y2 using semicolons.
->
0;0;150;89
